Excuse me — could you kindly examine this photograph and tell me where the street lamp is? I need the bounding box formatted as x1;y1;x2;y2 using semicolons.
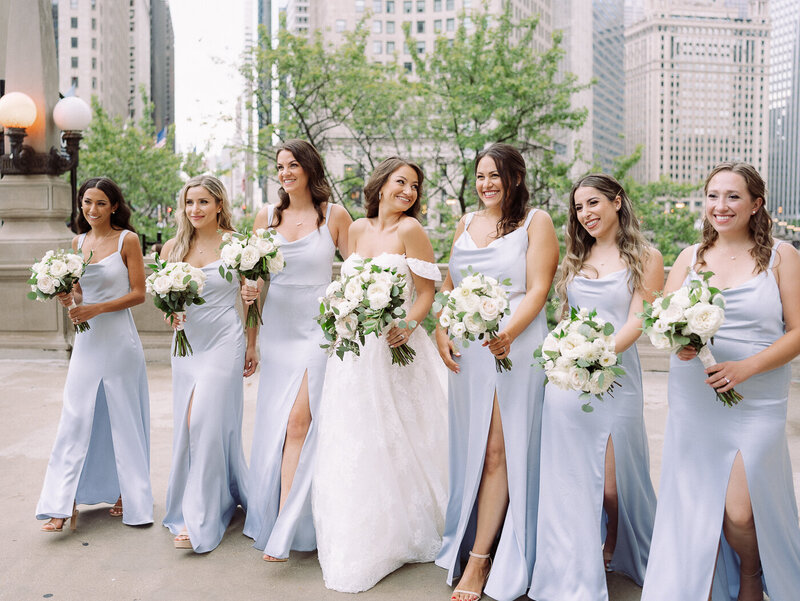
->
0;91;92;230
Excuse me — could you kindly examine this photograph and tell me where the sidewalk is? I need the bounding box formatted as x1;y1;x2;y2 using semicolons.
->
1;359;799;601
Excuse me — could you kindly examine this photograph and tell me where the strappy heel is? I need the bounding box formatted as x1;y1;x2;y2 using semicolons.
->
40;503;78;533
452;551;492;601
173;531;193;549
109;496;123;517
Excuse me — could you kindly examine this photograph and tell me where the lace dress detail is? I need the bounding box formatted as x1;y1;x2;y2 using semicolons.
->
312;253;449;593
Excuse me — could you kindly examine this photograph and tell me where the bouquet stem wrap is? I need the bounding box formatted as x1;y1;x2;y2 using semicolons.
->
489;331;513;373
696;345;743;407
172;311;192;357
390;336;416;367
244;278;263;328
67;300;91;333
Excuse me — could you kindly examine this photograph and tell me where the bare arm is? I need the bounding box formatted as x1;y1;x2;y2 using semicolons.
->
614;248;665;354
328;203;353;259
57;235;83;307
435;216;466;373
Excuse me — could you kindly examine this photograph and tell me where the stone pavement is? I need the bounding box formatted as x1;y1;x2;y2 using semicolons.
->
1;358;799;601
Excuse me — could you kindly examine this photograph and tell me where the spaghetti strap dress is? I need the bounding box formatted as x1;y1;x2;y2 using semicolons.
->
641;243;800;601
436;209;547;601
162;257;248;553
529;269;656;600
243;203;336;558
36;229;153;525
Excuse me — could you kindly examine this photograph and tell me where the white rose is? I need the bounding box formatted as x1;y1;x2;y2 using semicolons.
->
333;297;358;316
670;286;691;310
450;321;467;339
335;313;359;340
366;279;392;310
478;297;501;322
239;245;260;271
439;312;453;329
560;332;588;360
48;259;68;278
684;303;724;339
254;228;266;236
221;232;232;243
326;280;343;298
267;251;285;273
220;243;242;268
344;277;364;302
650;331;674;351
541;333;560;354
555;355;571;370
547;367;571;390
254;236;275;255
453;287;480;313
464;313;486;334
650;300;663;318
171;268;190;291
568;365;591;391
152;274;173;295
570;341;596;362
699;286;711;303
66;254;84;275
652;318;669;334
599;351;617;367
36;274;57;295
659;301;684;324
460;274;483;292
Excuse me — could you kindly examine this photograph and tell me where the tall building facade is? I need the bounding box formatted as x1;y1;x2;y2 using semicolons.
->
128;0;151;121
150;0;175;135
624;0;770;196
768;0;800;219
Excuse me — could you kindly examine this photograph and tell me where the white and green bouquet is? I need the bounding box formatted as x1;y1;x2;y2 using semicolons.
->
219;228;285;328
317;257;416;365
533;307;625;413
639;271;740;406
146;256;207;357
27;249;92;332
434;268;513;372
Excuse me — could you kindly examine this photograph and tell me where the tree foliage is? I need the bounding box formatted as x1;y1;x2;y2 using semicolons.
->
78;95;206;240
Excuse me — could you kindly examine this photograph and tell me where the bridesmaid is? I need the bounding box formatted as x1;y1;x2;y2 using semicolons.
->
161;175;255;553
529;174;661;600
641;162;800;601
241;139;351;561
435;143;559;601
36;177;153;531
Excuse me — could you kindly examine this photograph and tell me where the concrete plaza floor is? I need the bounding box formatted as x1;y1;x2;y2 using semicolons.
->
2;357;799;601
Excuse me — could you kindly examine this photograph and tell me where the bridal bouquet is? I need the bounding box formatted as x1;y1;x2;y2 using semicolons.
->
433;268;513;372
146;256;207;357
27;249;92;332
219;228;285;328
317;257;417;365
533;307;625;412
639;271;741;406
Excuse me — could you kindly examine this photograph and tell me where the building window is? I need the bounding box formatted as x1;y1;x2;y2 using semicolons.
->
336;19;346;32
446;18;454;31
91;37;96;49
71;57;78;68
446;0;454;9
92;77;97;90
403;1;412;13
71;76;78;88
434;0;442;10
71;37;78;48
92;18;96;30
417;0;425;12
355;0;365;12
373;40;382;54
387;40;396;53
92;57;97;69
434;19;442;33
70;0;78;8
373;20;382;33
386;21;395;33
417;40;425;54
404;62;413;73
463;0;471;6
386;0;395;12
91;0;96;8
71;17;78;28
417;20;425;33
373;0;382;11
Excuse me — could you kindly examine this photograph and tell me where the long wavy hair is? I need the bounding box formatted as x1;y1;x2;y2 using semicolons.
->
474;143;529;238
696;161;773;274
75;177;136;234
168;175;234;262
273;139;331;228
363;157;424;220
556;174;652;318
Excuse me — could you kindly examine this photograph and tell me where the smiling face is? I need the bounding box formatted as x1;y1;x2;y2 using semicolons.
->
573;186;621;239
276;150;309;195
81;187;117;228
184;185;220;230
475;156;504;208
705;170;762;234
379;165;419;214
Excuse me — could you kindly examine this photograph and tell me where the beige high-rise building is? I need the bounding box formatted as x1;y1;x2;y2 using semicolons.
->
624;0;770;196
53;0;150;122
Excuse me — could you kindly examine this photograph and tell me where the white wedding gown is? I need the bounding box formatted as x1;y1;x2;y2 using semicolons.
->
312;253;449;593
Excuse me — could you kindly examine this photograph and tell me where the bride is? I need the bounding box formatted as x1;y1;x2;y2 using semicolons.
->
312;157;449;593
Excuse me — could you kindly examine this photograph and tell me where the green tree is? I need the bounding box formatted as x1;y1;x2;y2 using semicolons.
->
78;95;207;240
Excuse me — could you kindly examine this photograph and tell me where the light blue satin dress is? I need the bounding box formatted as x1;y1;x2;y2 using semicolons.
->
641;243;800;601
529;269;656;600
436;209;547;601
36;230;153;525
243;203;335;558
162;258;248;553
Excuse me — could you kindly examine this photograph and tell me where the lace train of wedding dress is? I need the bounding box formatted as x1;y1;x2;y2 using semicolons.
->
312;253;449;593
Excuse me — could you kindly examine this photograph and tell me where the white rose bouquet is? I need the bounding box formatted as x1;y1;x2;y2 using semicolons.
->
218;228;285;328
27;248;93;332
316;257;417;365
533;307;625;413
638;270;741;407
433;267;513;372
146;256;207;357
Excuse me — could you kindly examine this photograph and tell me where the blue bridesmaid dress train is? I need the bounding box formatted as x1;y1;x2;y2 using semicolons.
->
436;209;547;601
641;243;800;601
162;258;248;553
529;269;656;600
36;230;153;525
243;203;335;558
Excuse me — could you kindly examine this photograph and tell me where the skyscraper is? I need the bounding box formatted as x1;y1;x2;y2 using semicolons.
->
768;0;800;219
625;0;769;200
150;0;174;136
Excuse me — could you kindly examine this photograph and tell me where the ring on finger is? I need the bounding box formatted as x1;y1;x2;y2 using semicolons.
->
724;377;731;384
